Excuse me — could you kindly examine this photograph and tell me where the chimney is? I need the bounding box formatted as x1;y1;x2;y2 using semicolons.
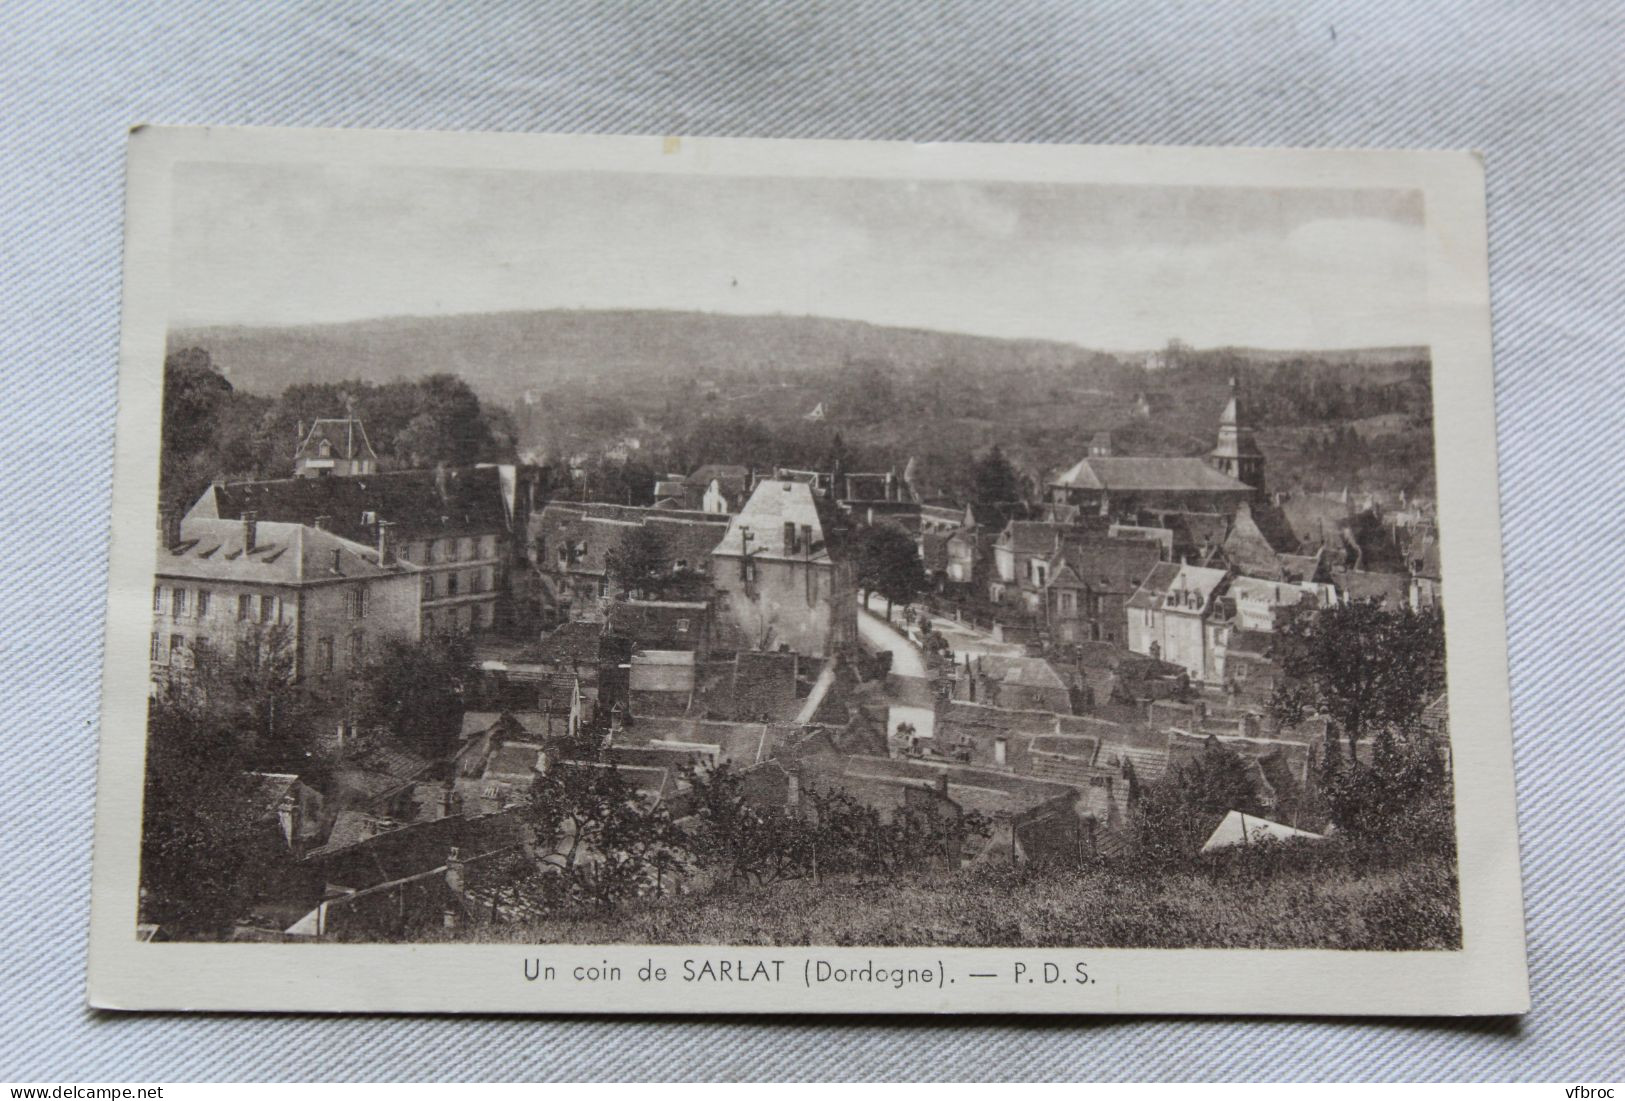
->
936;773;949;797
437;785;455;819
158;507;181;548
331;548;343;573
313;514;331;531
376;519;395;566
241;511;258;553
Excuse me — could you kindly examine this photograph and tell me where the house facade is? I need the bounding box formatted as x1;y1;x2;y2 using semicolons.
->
186;463;527;636
710;478;857;657
151;514;421;687
1125;562;1232;682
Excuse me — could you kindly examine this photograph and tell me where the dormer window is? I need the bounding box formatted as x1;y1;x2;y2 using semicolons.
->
318;440;332;458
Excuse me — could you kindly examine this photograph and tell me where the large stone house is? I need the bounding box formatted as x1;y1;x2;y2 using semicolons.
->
151;512;421;687
1125;562;1233;682
710;478;857;657
186;462;530;637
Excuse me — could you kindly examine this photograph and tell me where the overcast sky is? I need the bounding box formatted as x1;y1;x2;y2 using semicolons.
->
169;161;1428;351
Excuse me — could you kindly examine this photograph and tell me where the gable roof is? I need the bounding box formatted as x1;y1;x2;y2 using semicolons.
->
1051;456;1252;494
713;479;832;561
1127;562;1230;613
296;417;377;463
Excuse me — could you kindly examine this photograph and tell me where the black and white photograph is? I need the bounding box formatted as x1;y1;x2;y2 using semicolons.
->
87;128;1525;1015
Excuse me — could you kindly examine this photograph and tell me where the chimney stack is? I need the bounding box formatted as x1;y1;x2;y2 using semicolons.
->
158;507;181;549
241;511;258;553
444;846;466;894
313;514;331;531
376;519;395;566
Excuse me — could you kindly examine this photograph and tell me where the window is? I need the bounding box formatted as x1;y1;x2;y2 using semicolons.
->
348;632;365;670
238;593;252;620
169;634;186;659
259;595;275;623
424;540;437;565
676;618;689;633
152;587;162;613
171;588;187;619
196;590;210;618
423;574;436;599
194;636;210;660
482;567;493;593
150;633;160;662
447;573;459;597
348;586;367;620
318;637;334;675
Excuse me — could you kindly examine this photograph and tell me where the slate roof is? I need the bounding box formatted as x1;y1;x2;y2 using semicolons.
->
724;651;802;721
536;620;606;666
1051;536;1163;594
1127;562;1229;613
1051;456;1252;494
1334;568;1411;606
191;466;507;545
712;479;832;561
998;521;1066;555
688;464;751;490
157;517;412;586
607;600;709;651
975;655;1068;691
535;502;727;576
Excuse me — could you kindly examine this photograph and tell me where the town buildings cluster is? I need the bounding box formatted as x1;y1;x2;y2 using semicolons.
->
148;382;1447;941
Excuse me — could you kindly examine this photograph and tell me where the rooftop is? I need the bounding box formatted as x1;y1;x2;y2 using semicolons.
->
1050;456;1252;495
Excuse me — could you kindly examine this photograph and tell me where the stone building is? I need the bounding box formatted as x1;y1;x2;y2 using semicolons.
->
710;478;857;658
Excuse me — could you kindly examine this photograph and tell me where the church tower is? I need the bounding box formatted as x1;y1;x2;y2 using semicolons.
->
1208;377;1265;494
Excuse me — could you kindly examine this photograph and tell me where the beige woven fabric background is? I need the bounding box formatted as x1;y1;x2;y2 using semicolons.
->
2;0;1621;1081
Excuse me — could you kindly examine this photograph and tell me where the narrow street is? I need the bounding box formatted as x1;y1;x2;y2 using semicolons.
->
856;597;927;678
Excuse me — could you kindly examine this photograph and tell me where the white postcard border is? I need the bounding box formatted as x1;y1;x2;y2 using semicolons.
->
88;126;1528;1015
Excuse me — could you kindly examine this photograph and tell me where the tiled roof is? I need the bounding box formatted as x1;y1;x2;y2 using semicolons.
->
536;620;606;666
1334;569;1411;606
193;466;507;544
1052;536;1163;595
687;464;750;490
1051;456;1252;494
608;600;709;651
999;521;1065;555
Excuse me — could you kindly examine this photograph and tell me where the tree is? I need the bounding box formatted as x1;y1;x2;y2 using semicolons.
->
971;444;1022;505
354;632;473;752
603;523;671;600
526;728;689;910
139;689;267;936
852;522;928;619
1130;738;1264;865
1269;600;1445;758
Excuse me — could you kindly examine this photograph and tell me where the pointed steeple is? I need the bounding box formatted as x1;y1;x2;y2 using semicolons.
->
1209;376;1265;493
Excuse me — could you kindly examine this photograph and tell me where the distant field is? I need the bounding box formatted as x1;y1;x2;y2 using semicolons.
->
433;846;1461;950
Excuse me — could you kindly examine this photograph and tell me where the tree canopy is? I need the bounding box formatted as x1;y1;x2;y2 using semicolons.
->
603;523;672;600
1269;599;1446;756
852;522;928;616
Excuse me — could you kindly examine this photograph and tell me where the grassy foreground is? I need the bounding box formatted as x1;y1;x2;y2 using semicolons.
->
447;844;1462;950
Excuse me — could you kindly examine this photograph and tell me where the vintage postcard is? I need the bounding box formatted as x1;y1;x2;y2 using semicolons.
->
88;126;1528;1015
